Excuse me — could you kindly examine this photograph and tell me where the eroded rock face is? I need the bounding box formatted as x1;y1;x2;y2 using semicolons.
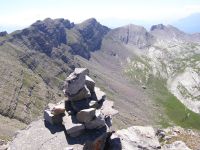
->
105;24;155;49
75;18;110;52
11;18;73;55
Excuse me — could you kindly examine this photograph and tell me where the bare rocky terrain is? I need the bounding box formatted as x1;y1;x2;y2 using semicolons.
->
0;17;200;149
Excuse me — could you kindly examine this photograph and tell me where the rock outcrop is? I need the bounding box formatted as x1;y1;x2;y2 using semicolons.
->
105;24;155;49
0;31;7;37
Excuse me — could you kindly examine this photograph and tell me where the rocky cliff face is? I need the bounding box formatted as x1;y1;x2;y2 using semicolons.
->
106;24;154;49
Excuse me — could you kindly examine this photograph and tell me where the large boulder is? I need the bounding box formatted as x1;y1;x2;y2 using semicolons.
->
63;115;85;137
76;108;96;123
68;85;91;101
63;68;89;96
85;75;95;92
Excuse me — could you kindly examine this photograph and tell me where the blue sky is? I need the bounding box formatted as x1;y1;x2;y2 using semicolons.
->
1;0;200;32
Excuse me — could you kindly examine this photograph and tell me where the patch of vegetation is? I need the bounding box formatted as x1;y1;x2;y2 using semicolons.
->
125;60;200;130
147;76;200;130
125;55;152;83
66;29;80;45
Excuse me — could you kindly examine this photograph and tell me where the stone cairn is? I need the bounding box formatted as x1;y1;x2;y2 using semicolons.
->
44;68;118;137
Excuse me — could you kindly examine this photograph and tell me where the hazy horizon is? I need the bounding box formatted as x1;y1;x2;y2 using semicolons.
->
1;0;200;33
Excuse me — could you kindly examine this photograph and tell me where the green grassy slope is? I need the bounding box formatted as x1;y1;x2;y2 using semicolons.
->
125;63;200;130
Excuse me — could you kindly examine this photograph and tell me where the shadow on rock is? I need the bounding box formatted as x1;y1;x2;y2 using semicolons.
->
64;126;107;145
107;137;122;150
44;120;65;134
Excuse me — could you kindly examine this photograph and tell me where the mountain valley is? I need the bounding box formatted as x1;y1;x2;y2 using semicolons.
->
0;18;200;145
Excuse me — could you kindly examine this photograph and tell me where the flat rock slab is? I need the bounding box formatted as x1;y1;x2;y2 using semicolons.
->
85;116;106;130
8;119;83;150
9;119;107;150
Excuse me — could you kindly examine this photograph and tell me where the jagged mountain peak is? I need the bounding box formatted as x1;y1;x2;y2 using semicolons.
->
150;24;166;31
150;23;194;42
150;24;183;33
78;18;98;26
75;17;109;31
106;23;154;49
31;18;74;29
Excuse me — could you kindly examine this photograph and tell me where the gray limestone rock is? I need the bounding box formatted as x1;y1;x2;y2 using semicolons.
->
68;85;91;101
84;116;106;130
63;115;85;137
111;126;161;150
63;68;89;96
76;108;96;123
85;75;95;93
92;87;106;102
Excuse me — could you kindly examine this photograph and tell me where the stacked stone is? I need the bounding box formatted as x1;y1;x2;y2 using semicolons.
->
44;68;118;137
